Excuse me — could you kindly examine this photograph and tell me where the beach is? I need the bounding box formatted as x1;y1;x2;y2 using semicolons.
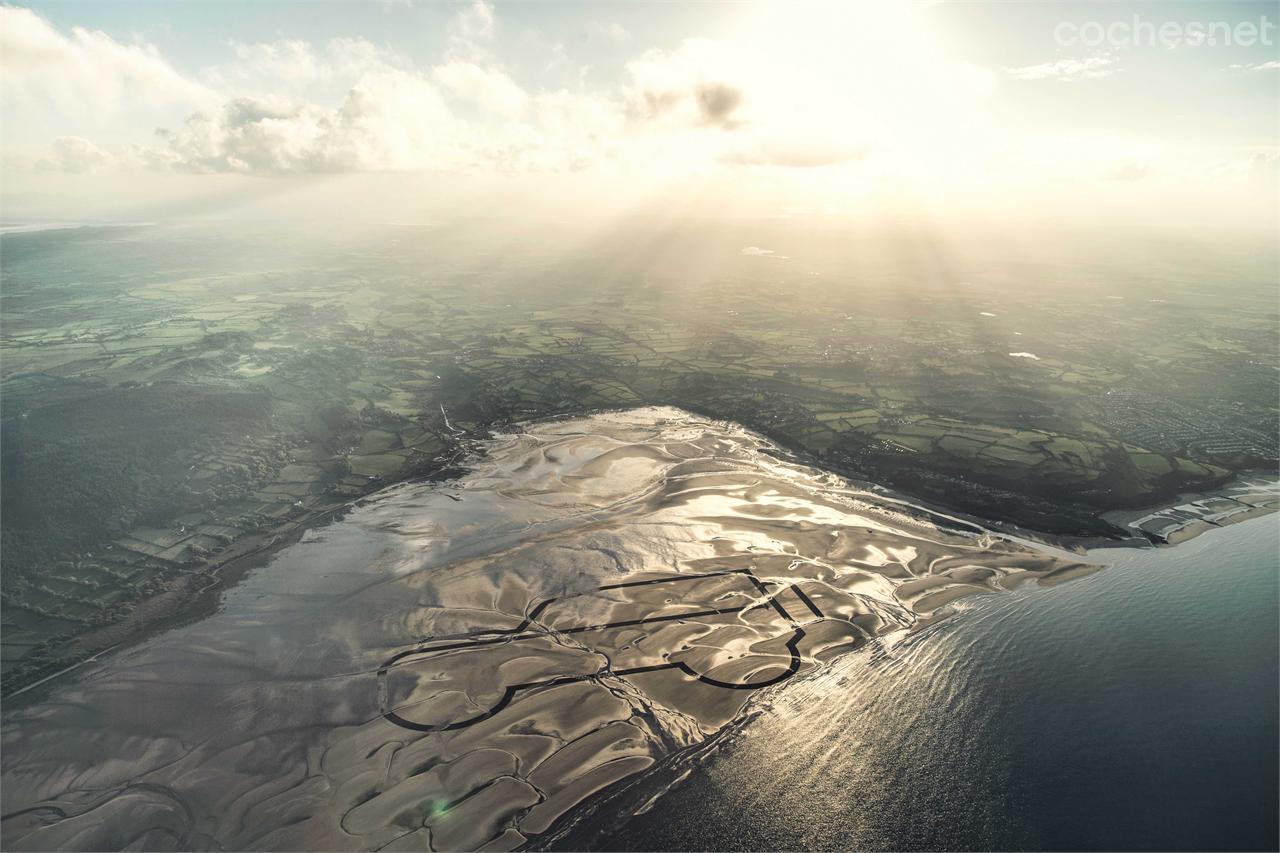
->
1;408;1100;850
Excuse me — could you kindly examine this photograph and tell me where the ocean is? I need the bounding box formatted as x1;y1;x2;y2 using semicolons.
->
571;515;1279;851
3;410;1274;851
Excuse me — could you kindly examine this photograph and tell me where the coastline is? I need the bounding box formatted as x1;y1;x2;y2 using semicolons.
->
541;513;1280;853
2;406;1276;852
1;450;475;701
851;464;1278;555
2;410;1274;703
4;512;339;701
0;407;1106;851
1099;473;1279;546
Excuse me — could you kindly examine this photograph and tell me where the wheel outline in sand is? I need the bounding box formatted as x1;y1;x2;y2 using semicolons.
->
377;568;825;732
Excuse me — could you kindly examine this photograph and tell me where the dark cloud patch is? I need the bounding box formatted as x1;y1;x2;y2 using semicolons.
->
631;89;683;122
695;82;742;127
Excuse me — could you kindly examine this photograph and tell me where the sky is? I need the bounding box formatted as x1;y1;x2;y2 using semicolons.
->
1;0;1276;228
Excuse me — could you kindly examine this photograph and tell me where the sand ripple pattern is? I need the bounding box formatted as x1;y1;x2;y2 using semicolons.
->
1;408;1093;851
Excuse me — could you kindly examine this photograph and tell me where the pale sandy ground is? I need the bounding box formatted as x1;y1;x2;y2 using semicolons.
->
2;408;1094;852
1103;476;1279;546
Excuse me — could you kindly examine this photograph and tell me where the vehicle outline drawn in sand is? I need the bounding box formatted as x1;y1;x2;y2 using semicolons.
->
377;568;828;732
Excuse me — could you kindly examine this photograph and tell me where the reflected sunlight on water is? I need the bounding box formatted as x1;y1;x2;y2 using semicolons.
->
572;518;1279;852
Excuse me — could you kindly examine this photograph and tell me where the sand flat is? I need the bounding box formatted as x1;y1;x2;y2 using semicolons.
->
1;408;1094;851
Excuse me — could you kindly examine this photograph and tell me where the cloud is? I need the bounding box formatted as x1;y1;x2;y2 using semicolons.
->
1249;151;1279;183
38;136;114;173
2;5;879;177
448;0;496;61
141;65;626;174
457;0;495;41
228;39;321;83
132;1;586;174
0;5;214;113
0;4;940;179
143;72;458;173
695;83;742;128
1005;56;1117;81
512;89;626;171
433;61;529;118
624;39;746;128
208;37;407;94
1228;60;1280;71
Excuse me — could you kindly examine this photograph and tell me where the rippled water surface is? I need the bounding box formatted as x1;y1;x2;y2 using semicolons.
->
2;408;1270;851
573;514;1280;852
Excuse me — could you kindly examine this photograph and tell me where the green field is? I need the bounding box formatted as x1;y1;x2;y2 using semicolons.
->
1;221;1276;690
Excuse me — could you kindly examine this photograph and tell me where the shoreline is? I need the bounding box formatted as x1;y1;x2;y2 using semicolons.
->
3;505;351;703
0;407;1108;851
2;406;1275;852
844;459;1278;554
2;409;1274;704
540;508;1280;853
1;451;475;703
1098;473;1279;546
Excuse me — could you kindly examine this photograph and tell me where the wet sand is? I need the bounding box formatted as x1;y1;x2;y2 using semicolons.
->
1;408;1094;851
559;515;1279;852
1102;475;1279;546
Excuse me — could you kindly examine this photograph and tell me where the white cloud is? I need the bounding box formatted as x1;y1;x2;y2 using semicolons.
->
228;39;320;83
38;136;114;173
0;6;214;114
142;72;461;173
140;66;627;174
207;37;407;95
457;0;495;41
1228;60;1280;71
624;38;746;128
1005;56;1117;81
0;5;902;178
513;89;625;171
433;61;529;118
0;2;1273;231
128;0;594;174
134;16;762;174
1248;151;1279;183
448;0;496;61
